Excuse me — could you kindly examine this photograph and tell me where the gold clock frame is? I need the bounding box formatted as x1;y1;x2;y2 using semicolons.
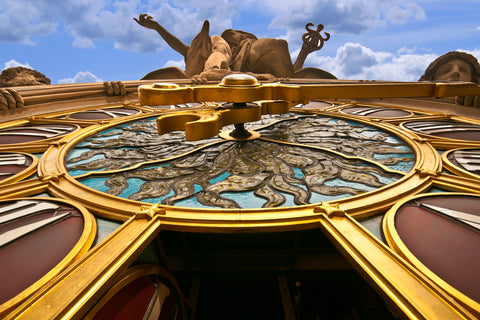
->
36;108;439;230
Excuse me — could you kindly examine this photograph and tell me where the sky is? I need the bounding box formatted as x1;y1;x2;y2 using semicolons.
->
0;0;479;84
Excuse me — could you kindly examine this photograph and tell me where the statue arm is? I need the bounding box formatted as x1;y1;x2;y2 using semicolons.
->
134;14;189;57
294;23;330;71
293;45;309;72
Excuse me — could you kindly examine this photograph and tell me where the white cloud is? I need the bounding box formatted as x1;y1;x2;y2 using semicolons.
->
163;59;185;70
0;0;239;53
3;59;33;70
58;71;103;84
260;0;426;47
0;0;56;44
73;36;95;48
0;0;426;55
337;43;377;75
306;42;437;81
456;48;480;62
382;2;425;23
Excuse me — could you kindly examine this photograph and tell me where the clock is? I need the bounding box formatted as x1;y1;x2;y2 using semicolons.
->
1;78;479;319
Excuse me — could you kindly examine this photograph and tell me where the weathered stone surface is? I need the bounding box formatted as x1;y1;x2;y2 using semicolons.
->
0;67;51;87
420;51;480;108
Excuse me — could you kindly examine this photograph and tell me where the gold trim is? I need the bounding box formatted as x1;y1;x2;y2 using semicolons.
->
0;178;50;199
318;212;477;319
37;110;440;229
0;197;96;317
84;264;188;320
432;174;480;194
383;192;480;316
5;210;162;320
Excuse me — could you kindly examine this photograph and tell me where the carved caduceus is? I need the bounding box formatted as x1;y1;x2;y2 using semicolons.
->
293;23;330;71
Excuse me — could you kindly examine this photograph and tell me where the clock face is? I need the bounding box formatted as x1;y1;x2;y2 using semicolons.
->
65;112;414;209
65;107;140;120
384;193;480;306
0;124;78;145
1;82;480;318
402;120;480;141
340;105;413;118
443;148;480;177
86;266;183;320
0;198;94;308
0;152;37;184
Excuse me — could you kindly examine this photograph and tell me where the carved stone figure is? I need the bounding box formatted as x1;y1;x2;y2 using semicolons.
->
134;14;336;82
419;51;480;107
0;67;51;87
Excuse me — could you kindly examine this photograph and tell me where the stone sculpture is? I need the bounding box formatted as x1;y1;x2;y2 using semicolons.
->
419;51;480;107
0;67;51;87
134;14;336;82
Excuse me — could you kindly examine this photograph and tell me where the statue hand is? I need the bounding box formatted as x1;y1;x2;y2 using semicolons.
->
191;75;208;85
134;14;159;30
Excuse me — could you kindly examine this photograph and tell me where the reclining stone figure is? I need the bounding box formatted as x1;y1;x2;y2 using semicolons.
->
134;14;336;82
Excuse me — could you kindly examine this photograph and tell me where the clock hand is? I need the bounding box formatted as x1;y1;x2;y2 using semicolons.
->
0;159;27;166
349;107;385;116
454;158;480;171
0;200;60;225
407;124;480;135
419;203;480;231
0;212;70;248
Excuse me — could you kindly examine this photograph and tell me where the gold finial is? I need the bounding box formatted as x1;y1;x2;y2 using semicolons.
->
219;74;260;87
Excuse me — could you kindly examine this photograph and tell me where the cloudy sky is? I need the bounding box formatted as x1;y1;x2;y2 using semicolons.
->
0;0;479;84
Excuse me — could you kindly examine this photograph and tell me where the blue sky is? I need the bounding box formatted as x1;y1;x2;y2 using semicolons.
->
0;0;479;84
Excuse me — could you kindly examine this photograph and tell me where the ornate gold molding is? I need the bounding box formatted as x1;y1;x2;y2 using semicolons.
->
318;211;477;319
138;81;480;106
2;79;480;319
5;209;162;320
36;109;440;227
84;264;189;319
0;197;96;317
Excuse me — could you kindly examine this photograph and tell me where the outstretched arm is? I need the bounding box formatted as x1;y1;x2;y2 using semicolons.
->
293;23;330;71
134;14;189;58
